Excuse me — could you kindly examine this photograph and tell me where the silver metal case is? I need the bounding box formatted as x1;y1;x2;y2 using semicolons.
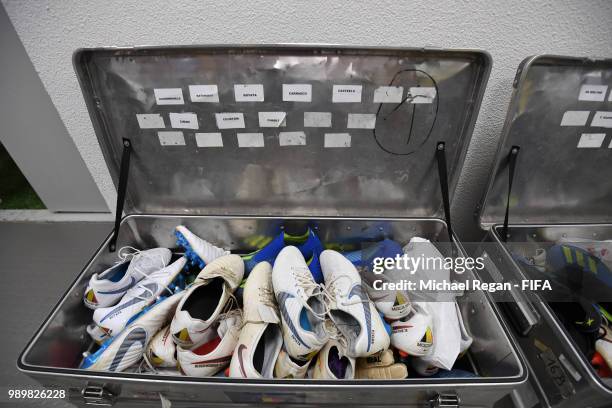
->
19;45;527;407
479;55;612;408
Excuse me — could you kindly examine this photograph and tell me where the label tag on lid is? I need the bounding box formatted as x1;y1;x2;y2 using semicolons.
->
591;111;612;128
577;133;605;148
332;85;362;103
234;84;264;102
154;88;184;105
283;84;312;102
136;114;165;129
195;133;223;148
215;113;245;129
279;131;306;146
258;112;287;127
373;86;404;103
237;133;264;147
324;133;351;148
347;113;376;129
158;131;185;146
578;85;607;102
189;85;219;103
169;113;198;129
304;112;332;127
409;87;436;104
560;111;590;126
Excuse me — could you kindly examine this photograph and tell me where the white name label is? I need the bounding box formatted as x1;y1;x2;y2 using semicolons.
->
136;114;165;129
258;112;287;127
347;113;376;129
195;133;223;148
304;112;332;127
591;111;612;128
279;131;306;146
189;85;219;103
215;113;245;129
578;85;608;102
154;88;184;105
169;112;198;129
577;133;605;148
283;84;312;102
237;133;264;147
332;85;362;103
234;84;264;102
158;131;185;146
324;133;351;148
373;86;404;103
409;87;436;103
560;111;590;126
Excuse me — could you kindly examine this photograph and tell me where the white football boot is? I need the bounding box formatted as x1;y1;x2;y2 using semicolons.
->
177;310;242;377
362;267;412;321
390;304;434;357
171;254;244;348
595;326;612;371
93;257;186;337
320;250;390;357
175;225;230;269
84;247;171;309
272;246;328;361
229;262;283;378
312;340;356;379
274;348;311;379
145;326;177;368
81;291;183;372
86;323;109;345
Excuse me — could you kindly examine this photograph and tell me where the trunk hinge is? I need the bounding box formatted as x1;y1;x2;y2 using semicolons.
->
435;142;453;244
501;146;520;242
108;138;132;252
429;392;460;407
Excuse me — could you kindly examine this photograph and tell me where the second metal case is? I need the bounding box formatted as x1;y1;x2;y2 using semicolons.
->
479;55;612;408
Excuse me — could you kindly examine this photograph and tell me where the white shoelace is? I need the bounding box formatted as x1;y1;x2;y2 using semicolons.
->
320;274;367;309
139;352;159;374
324;318;350;355
292;267;327;321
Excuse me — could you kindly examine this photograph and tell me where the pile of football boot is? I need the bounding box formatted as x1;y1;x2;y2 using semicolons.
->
79;225;475;379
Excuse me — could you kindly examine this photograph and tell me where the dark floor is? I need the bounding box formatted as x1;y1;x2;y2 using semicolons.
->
0;221;111;407
0;143;45;209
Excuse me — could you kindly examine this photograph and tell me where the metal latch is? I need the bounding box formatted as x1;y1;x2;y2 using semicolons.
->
429;393;460;408
81;384;117;406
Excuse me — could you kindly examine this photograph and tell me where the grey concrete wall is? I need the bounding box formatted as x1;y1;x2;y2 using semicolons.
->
0;4;108;212
3;0;611;237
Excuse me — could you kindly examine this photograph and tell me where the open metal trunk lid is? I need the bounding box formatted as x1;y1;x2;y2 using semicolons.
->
74;45;491;218
480;55;612;227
